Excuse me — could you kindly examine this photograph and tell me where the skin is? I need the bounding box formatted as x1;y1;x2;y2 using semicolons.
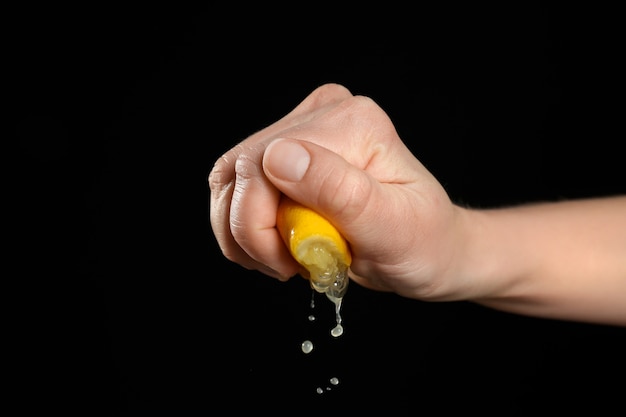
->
208;83;626;327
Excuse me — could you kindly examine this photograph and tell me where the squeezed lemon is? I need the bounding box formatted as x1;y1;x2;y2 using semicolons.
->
276;195;351;299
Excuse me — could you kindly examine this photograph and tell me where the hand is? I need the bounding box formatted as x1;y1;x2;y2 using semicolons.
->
208;83;463;299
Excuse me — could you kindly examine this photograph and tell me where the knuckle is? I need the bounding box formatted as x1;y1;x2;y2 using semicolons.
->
208;156;229;190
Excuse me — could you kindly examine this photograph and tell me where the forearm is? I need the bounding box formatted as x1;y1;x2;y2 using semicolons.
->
454;195;626;326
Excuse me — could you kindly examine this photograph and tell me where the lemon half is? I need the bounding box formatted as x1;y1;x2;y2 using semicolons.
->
276;195;351;298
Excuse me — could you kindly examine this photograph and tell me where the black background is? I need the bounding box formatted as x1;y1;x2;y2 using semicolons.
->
10;4;626;416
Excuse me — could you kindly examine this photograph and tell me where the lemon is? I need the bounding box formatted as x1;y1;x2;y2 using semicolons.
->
276;195;351;298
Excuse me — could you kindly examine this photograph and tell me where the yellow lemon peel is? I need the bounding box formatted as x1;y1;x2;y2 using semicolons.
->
276;195;351;299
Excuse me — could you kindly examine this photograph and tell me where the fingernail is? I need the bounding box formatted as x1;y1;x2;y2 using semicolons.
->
264;139;310;182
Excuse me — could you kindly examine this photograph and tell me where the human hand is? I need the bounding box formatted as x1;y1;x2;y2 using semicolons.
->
208;83;466;300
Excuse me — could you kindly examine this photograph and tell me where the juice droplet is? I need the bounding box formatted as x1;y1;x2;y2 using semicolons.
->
326;290;345;337
301;340;313;354
330;324;343;338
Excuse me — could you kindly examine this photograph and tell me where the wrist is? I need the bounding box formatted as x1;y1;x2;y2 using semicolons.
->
440;206;531;302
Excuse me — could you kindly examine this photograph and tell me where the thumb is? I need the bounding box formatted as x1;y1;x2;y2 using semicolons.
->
262;138;374;234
